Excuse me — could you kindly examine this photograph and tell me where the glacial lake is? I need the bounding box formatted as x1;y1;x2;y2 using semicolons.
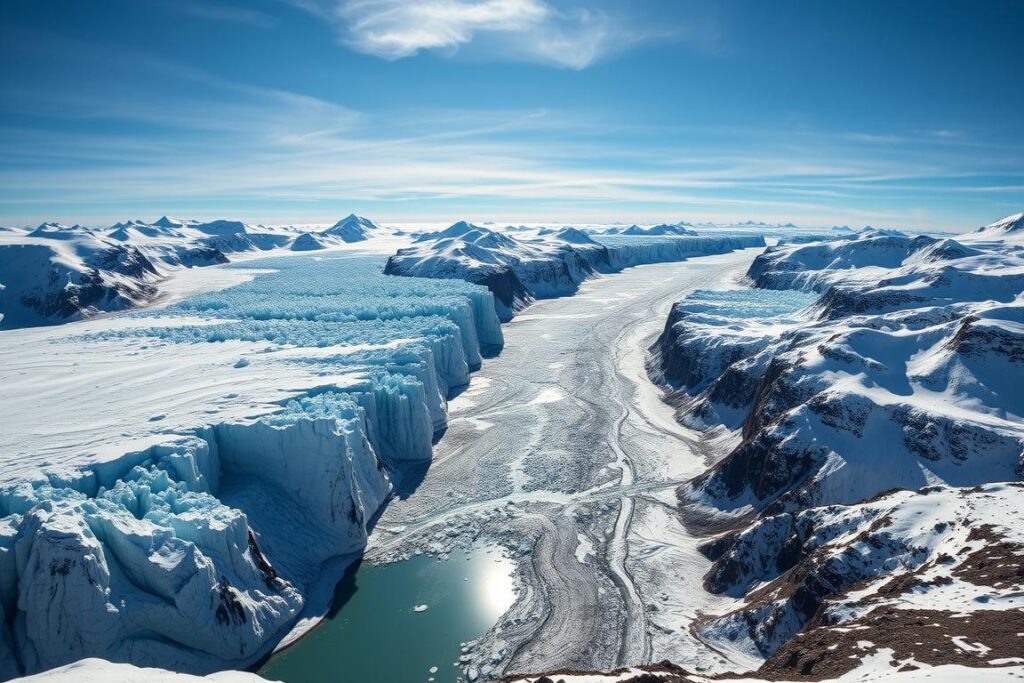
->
258;549;516;683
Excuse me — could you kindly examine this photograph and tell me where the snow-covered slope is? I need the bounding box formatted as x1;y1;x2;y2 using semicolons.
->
0;224;164;329
497;661;1024;682
699;483;1024;673
0;216;397;329
321;214;380;242
385;221;765;321
0;255;503;679
498;660;1024;683
649;212;1024;679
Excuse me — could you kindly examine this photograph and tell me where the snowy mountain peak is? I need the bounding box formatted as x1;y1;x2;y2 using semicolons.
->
444;220;477;234
153;216;187;228
28;222;91;238
330;213;377;231
983;211;1024;233
414;220;490;243
322;214;378;242
965;211;1024;244
193;219;248;236
290;232;328;251
621;223;697;237
554;227;597;244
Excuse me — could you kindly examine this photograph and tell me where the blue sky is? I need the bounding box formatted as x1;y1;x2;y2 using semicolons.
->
1;0;1022;230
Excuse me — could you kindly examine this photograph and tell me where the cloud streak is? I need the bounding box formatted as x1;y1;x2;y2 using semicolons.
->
164;1;278;28
0;38;1020;230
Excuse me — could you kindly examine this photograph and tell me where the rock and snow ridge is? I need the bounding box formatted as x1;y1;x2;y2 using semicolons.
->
0;255;502;679
385;221;766;321
495;660;1024;682
648;212;1024;679
0;215;384;329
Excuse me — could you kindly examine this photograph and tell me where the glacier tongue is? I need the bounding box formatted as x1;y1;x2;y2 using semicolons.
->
0;254;503;678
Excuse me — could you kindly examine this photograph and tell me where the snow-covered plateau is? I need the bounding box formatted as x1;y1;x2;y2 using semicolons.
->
0;217;770;681
647;212;1024;679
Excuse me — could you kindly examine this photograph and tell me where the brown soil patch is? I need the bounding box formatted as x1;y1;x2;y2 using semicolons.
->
756;607;1024;681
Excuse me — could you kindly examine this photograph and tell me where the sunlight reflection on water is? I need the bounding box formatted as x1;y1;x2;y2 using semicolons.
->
259;547;515;683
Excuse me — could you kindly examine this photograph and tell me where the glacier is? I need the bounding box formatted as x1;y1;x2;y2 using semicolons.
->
0;221;765;679
0;253;503;679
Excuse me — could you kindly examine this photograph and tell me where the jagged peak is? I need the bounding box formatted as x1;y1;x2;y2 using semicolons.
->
153;216;186;228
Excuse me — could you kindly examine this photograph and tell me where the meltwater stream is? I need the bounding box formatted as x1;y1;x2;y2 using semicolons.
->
259;550;515;683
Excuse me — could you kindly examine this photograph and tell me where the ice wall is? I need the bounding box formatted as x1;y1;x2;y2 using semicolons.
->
596;234;766;269
0;255;503;679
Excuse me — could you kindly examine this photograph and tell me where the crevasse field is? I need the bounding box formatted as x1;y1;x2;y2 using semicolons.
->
0;253;506;677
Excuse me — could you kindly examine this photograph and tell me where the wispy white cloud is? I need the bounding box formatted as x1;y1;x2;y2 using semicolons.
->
163;1;278;28
0;36;1020;230
293;0;649;69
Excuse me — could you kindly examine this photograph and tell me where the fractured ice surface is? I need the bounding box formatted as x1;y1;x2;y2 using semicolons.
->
0;254;503;678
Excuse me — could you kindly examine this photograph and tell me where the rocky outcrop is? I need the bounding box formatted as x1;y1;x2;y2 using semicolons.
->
649;214;1024;670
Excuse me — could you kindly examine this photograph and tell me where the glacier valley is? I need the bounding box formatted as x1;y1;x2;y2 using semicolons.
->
1;220;771;681
1;216;1022;683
